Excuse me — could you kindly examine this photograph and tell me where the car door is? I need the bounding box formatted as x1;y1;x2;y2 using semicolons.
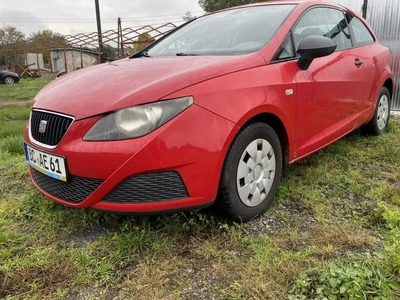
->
345;13;380;125
283;7;368;159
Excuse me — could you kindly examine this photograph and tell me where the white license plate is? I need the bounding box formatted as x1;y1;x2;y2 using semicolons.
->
24;143;68;182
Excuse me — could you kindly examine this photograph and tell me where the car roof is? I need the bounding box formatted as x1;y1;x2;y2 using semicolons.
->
205;0;359;26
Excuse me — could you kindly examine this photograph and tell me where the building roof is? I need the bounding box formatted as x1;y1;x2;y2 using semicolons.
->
50;48;99;55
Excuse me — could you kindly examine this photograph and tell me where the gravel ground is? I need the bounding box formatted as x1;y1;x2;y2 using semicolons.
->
247;202;318;236
63;197;379;300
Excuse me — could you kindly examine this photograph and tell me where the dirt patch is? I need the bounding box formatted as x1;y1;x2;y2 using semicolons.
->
0;260;77;298
67;225;112;247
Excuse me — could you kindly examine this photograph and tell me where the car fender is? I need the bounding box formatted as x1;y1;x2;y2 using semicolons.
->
164;65;296;172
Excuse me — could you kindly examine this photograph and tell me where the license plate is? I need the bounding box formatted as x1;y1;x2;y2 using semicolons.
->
24;143;68;182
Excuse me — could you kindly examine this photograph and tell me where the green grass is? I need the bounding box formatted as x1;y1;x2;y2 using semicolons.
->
1;99;400;299
0;103;30;155
0;78;51;101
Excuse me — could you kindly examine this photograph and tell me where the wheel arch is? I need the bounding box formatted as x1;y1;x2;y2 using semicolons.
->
239;113;290;166
220;111;290;172
383;78;393;99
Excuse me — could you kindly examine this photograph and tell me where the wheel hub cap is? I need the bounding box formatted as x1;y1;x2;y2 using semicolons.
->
377;95;389;131
236;139;276;207
253;164;263;182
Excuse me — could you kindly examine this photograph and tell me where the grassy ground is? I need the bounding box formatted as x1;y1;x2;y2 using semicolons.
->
0;78;51;102
1;85;400;299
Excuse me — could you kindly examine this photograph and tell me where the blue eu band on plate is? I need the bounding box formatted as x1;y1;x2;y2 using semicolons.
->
24;143;68;182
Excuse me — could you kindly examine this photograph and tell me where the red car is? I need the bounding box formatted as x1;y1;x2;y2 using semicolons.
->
24;0;394;222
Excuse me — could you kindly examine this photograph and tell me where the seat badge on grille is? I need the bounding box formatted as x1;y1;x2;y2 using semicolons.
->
38;120;48;134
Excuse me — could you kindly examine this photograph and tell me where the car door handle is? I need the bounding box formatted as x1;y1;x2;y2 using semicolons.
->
354;60;364;66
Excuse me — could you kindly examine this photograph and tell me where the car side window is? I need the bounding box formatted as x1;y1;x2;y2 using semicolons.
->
293;7;352;53
274;35;295;61
346;14;375;46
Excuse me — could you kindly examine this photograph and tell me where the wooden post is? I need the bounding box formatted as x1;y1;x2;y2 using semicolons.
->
80;46;83;69
95;0;104;63
49;49;53;73
5;51;8;69
36;48;41;76
118;17;124;59
14;50;17;67
362;0;368;19
64;48;68;74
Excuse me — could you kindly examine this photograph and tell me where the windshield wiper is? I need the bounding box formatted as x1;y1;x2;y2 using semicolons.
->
176;52;198;56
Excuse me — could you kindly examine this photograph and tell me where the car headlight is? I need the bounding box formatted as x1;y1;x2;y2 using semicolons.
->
84;96;193;141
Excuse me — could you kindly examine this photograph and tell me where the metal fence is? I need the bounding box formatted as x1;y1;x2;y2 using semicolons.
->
332;0;400;110
0;23;176;76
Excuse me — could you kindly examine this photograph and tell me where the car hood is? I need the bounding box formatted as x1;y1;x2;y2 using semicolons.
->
33;54;266;120
1;70;19;77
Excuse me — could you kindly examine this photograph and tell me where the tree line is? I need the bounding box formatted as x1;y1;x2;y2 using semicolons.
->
185;0;273;21
199;0;273;13
0;25;69;66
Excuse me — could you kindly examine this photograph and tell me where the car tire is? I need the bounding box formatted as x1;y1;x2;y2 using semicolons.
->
3;76;15;85
217;122;282;222
361;87;391;135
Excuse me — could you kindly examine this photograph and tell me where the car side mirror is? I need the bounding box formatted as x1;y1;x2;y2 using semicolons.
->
297;35;337;70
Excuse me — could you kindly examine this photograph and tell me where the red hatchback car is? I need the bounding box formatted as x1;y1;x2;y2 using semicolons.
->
24;0;394;222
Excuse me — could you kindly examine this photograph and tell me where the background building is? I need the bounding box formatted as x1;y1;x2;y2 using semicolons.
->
50;48;99;74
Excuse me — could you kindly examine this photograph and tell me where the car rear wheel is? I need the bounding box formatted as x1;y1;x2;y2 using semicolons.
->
217;122;282;222
361;87;391;135
3;76;15;85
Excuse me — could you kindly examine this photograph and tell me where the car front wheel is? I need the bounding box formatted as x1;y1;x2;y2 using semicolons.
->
3;76;15;85
217;122;283;222
361;87;391;135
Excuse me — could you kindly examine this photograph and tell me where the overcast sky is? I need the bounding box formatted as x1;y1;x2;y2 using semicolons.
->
0;0;204;37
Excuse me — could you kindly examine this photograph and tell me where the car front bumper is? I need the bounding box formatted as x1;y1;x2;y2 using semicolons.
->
24;104;237;214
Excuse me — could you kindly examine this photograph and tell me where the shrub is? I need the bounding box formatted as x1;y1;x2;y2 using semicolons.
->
289;257;400;300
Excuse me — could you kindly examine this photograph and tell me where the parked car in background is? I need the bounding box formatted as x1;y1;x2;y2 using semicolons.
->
0;70;20;85
24;0;394;222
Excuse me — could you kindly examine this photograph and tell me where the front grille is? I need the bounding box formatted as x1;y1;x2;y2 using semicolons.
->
31;168;104;204
103;171;188;203
30;110;73;146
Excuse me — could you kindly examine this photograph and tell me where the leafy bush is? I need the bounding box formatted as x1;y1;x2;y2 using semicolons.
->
289;257;400;300
290;204;400;299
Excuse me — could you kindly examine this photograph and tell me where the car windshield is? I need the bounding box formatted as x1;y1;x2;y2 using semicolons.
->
145;5;296;57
